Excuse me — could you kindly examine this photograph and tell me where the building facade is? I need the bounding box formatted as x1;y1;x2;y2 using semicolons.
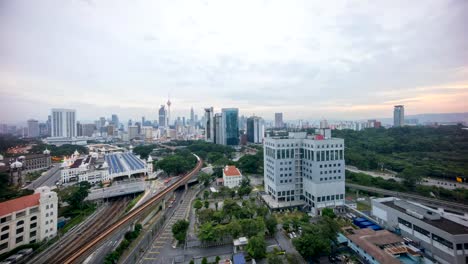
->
393;105;405;127
263;130;345;215
27;119;39;138
221;108;239;146
51;108;76;138
372;197;468;264
214;113;223;145
204;107;214;143
274;113;284;128
246;116;264;144
223;165;243;189
0;187;58;255
158;105;166;127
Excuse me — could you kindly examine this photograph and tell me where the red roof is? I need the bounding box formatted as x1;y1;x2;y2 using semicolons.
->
0;193;40;217
224;166;241;177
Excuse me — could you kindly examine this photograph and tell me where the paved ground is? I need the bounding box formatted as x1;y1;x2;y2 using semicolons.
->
139;188;198;264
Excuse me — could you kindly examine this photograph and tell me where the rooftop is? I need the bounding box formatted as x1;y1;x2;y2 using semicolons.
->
344;227;404;264
382;200;468;235
223;165;241;177
0;193;40;217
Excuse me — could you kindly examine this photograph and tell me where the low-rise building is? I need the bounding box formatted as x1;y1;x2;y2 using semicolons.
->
372;197;468;264
0;187;58;254
223;165;242;189
342;226;422;264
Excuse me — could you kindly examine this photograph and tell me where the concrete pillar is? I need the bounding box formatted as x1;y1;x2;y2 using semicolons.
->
162;198;166;210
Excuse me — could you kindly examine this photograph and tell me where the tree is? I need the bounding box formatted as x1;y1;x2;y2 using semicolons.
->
198;222;217;242
267;254;285;264
215;202;219;211
194;199;203;211
198;209;215;224
265;215;278;236
67;181;91;210
203;190;210;200
215;256;221;263
201;257;208;264
247;234;266;259
321;208;336;219
204;200;209;209
198;172;212;187
226;220;242;238
172;220;189;243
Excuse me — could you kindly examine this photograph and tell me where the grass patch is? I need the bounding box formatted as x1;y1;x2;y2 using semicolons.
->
125;193;144;213
60;205;96;234
356;202;371;212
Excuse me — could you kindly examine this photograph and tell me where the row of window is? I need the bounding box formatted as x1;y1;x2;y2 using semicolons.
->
398;217;455;249
264;142;343;149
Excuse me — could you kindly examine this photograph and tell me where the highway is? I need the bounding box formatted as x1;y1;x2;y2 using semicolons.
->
25;163;61;189
63;154;203;264
346;183;468;212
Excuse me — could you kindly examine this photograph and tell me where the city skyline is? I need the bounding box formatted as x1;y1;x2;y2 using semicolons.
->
1;0;468;123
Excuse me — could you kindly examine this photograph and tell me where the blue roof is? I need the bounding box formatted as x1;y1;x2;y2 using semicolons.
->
233;253;246;264
354;217;367;222
359;221;374;226
368;225;382;230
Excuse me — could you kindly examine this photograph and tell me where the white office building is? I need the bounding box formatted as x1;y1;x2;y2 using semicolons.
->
0;187;58;255
263;129;345;215
51;108;76;138
204;107;214;143
247;116;264;144
27;119;39;138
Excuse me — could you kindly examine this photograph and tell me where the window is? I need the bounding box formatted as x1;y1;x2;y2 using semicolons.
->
1;216;12;223
456;244;462;250
30;223;37;229
432;234;453;249
16;211;25;218
30;207;39;213
16;220;24;226
16;236;23;243
30;216;37;221
0;243;7;251
30;231;36;238
464;243;468;249
0;233;8;240
1;226;9;232
16;227;24;234
414;225;430;237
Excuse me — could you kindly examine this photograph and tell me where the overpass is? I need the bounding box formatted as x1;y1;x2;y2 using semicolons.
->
64;154;203;264
85;181;146;201
346;182;468;213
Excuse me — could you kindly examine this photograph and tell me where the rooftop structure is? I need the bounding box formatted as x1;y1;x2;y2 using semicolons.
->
223;165;242;189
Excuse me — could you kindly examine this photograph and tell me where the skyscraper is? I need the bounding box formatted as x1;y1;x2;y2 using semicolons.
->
51;109;76;138
190;107;195;123
247;116;264;144
394;105;405;127
27;119;39;138
214;113;223;145
222;108;239;145
111;114;119;127
275;113;284;128
204;107;214;143
158;105;166;127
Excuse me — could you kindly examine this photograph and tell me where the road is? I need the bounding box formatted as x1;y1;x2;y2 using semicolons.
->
25;163;61;189
346;166;467;190
346;183;468;212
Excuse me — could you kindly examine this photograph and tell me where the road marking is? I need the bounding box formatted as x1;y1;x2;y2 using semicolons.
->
144;257;158;260
149;251;160;254
153;245;163;248
154;241;165;244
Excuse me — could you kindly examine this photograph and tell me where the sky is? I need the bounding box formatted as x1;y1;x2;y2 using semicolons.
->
1;0;468;124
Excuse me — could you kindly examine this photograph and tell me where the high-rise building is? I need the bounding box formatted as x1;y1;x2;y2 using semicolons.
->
394;105;405;127
167;99;172;127
275;113;284;128
190;107;195;123
246;116;264;144
214;113;223;145
320;119;329;129
204;107;214;143
82;124;95;137
128;126;139;140
51;109;76;138
46;115;51;136
77;121;83;137
222;108;239;146
111;114;119;127
158;105;166;127
39;123;48;137
263;130;345;215
27;119;39;138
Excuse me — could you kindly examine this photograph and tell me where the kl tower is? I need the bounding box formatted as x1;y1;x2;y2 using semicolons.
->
166;98;171;127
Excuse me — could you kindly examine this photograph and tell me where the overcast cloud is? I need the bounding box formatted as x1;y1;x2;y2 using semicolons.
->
0;0;467;123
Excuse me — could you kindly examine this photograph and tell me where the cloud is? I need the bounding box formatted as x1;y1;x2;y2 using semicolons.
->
0;0;467;124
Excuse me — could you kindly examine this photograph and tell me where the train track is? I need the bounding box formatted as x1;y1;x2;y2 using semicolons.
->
63;154;203;264
35;198;128;264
